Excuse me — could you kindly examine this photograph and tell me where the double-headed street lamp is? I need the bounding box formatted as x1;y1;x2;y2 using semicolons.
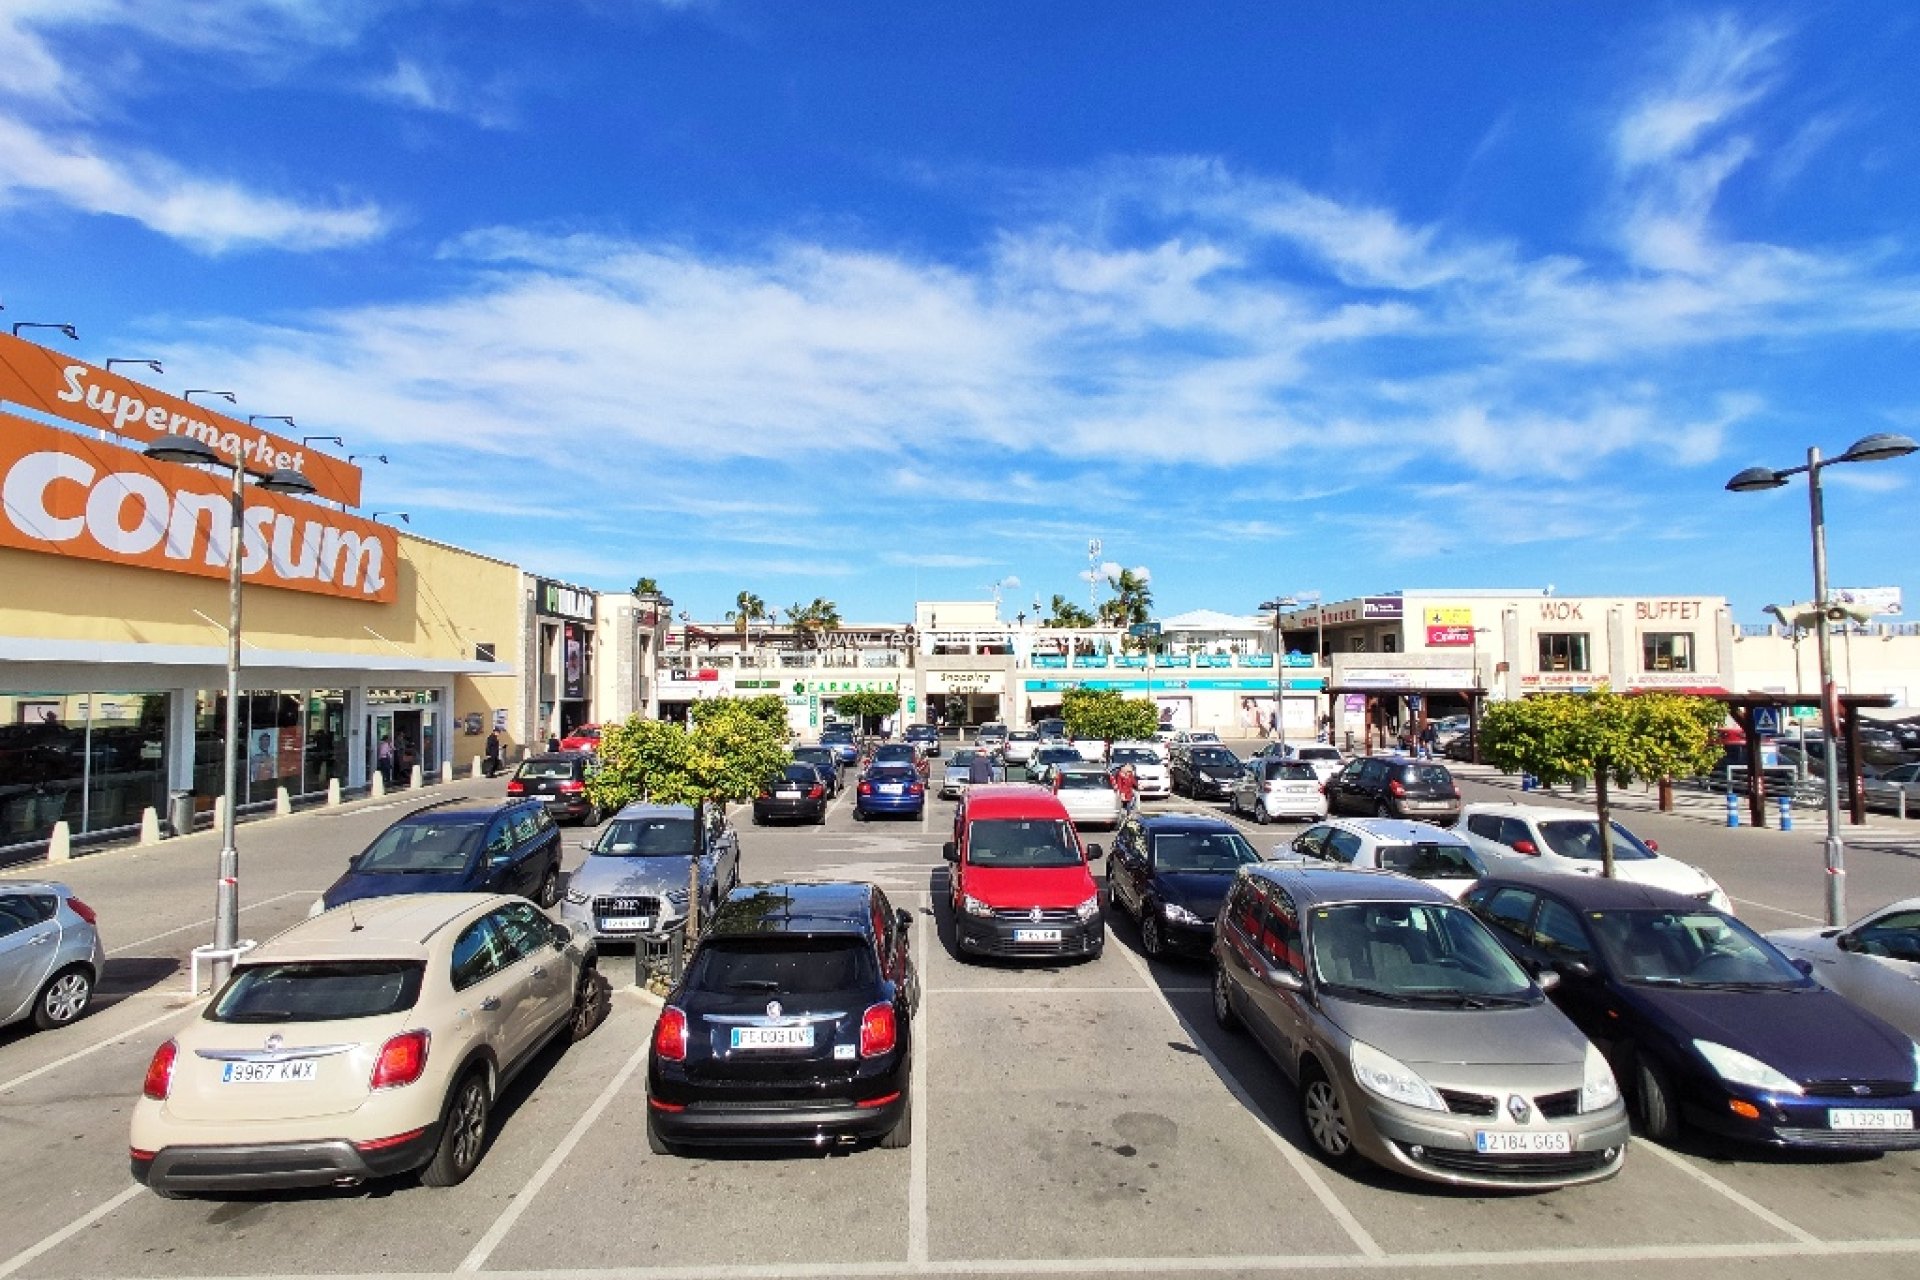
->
144;420;316;986
1726;432;1917;927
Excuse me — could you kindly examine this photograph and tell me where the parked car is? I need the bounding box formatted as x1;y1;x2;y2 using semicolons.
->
904;724;941;759
316;800;565;914
943;785;1103;961
1442;732;1478;763
1212;865;1628;1188
1279;819;1488;899
0;882;102;1033
1027;744;1083;782
939;748;1005;799
790;745;843;797
1108;745;1171;799
561;802;741;943
1000;729;1041;767
1285;743;1346;782
557;724;602;753
869;742;922;774
753;763;829;826
506;751;602;826
1048;763;1122;829
1106;815;1262;958
1465;872;1920;1153
856;764;927;821
646;881;917;1154
820;727;860;768
1458;804;1730;912
1863;763;1920;814
1325;756;1462;825
1230;758;1328;824
1171;745;1244;801
975;723;1010;752
133;893;599;1197
1034;717;1067;741
1767;897;1920;1040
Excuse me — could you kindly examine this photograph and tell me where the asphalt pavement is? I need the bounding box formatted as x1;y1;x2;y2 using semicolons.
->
1;744;1916;1280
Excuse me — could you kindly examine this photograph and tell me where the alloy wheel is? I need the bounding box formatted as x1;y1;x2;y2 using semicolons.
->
1142;912;1163;958
449;1079;488;1172
44;973;89;1023
1304;1079;1351;1157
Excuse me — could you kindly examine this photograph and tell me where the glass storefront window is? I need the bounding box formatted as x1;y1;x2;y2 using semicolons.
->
306;691;347;794
197;689;311;807
1;691;171;848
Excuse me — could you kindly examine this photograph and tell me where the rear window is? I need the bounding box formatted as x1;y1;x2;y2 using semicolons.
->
211;961;424;1023
1189;748;1239;767
780;764;821;783
593;816;694;856
1057;771;1113;791
1297;748;1339;762
966;818;1083;868
869;767;919;782
1009;730;1039;742
1376;842;1483;880
1272;762;1318;780
1111;749;1158;765
1394;764;1455;789
515;759;578;781
356;821;482;873
688;936;877;995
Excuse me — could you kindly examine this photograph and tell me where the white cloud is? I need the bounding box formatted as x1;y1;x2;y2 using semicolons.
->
365;57;515;128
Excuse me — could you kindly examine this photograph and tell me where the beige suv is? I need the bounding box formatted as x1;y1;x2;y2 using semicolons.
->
131;893;599;1197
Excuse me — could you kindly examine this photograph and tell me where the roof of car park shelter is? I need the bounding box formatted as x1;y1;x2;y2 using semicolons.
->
1162;609;1268;632
710;882;874;936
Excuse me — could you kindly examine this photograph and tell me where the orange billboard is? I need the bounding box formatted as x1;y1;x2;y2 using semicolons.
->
0;412;396;604
0;333;362;507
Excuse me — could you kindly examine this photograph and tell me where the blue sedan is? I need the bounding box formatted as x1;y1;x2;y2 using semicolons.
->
1467;873;1920;1153
855;764;926;821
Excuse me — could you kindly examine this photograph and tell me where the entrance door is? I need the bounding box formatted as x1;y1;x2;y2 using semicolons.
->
368;712;395;785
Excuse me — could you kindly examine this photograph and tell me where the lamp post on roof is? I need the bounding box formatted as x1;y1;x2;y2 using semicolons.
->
1727;432;1918;926
10;321;78;341
104;358;164;375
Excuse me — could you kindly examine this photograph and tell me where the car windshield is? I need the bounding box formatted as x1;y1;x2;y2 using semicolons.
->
593;816;695;857
1038;748;1078;762
1591;910;1809;988
210;961;424;1023
1310;903;1534;1003
354;821;482;874
515;759;577;781
793;748;833;764
1536;820;1657;862
1151;830;1261;872
1057;771;1113;791
776;764;819;785
967;818;1083;868
1190;748;1239;767
821;730;853;744
1375;842;1483;880
1111;749;1158;765
874;747;915;762
687;936;877;995
1272;762;1319;781
1297;748;1340;762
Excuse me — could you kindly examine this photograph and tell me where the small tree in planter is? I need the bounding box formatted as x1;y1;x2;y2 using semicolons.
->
833;689;901;738
1062;687;1159;756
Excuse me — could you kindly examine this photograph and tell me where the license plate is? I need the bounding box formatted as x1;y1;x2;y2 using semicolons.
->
776;788;800;798
1474;1130;1571;1154
1013;928;1063;943
731;1026;815;1050
221;1061;318;1085
1829;1109;1914;1131
599;916;652;932
882;784;902;795
532;794;553;803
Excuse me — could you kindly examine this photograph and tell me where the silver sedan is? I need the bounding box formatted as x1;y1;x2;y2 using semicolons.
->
1;882;105;1032
1768;898;1920;1040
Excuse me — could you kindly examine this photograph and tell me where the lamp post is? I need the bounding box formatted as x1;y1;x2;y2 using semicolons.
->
1259;597;1293;747
1727;432;1918;926
10;321;78;341
144;428;316;987
105;358;164;375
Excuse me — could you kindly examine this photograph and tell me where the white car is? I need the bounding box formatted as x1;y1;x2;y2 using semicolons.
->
1111;737;1170;764
1228;758;1327;823
1108;745;1171;799
1459;803;1732;912
1767;898;1920;1040
1001;729;1041;766
1276;818;1490;899
1283;743;1345;782
1048;764;1123;829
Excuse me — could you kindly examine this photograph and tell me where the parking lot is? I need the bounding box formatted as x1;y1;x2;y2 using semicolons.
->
3;750;1918;1280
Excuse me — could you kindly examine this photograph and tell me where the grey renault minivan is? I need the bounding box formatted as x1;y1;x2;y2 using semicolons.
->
1211;864;1628;1189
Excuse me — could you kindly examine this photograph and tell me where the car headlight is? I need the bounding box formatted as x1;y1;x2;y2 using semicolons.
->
1580;1043;1620;1113
962;894;995;918
563;889;587;906
1910;1042;1920;1090
1693;1039;1803;1095
1076;894;1102;923
1162;902;1202;926
1350;1040;1445;1111
307;897;326;919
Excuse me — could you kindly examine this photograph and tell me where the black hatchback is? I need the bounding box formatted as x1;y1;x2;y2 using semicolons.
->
506;751;601;825
646;881;918;1153
753;763;830;825
1172;745;1244;800
1326;755;1462;825
318;799;566;911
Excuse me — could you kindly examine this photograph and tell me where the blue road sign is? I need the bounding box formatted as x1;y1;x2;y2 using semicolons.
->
1753;706;1782;736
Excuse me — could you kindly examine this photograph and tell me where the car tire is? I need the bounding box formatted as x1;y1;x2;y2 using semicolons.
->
1374;801;1392;819
568;963;603;1043
1212;961;1242;1033
879;1098;913;1149
1141;910;1166;959
1299;1062;1360;1171
537;865;561;909
420;1069;491;1187
1636;1056;1681;1144
33;964;93;1030
581;804;601;828
1255;800;1271;826
646;1112;675;1157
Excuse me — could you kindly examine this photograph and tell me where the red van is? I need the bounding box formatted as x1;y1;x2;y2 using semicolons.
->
943;784;1104;960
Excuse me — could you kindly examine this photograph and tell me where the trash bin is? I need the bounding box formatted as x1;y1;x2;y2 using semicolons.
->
168;790;197;838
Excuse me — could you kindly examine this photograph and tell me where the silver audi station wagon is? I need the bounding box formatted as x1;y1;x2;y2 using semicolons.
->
561;803;740;943
1211;864;1629;1189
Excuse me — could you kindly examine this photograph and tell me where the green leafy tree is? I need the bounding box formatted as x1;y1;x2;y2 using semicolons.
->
784;598;843;648
587;701;791;816
1098;567;1153;630
834;689;901;734
1043;594;1096;629
1062;687;1159;751
1477;691;1724;877
631;577;663;598
691;693;789;736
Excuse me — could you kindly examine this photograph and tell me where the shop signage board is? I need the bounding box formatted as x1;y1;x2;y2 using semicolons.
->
0;334;362;507
927;671;1003;694
0;411;396;602
1833;586;1903;617
1423;606;1474;647
535;578;595;621
792;678;898;694
1341;666;1475;691
1023;677;1326;693
562;623;586;699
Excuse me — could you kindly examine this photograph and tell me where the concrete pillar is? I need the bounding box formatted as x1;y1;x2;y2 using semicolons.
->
327;778;342;806
48;820;71;862
140;807;161;846
275;786;293;817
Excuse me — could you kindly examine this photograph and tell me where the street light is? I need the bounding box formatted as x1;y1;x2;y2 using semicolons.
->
1726;431;1918;926
143;432;316;987
301;435;344;449
183;389;236;405
349;454;389;465
370;511;411;524
104;358;164;375
11;321;78;341
1259;597;1293;747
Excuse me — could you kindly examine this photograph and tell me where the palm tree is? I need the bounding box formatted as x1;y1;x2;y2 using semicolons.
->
786;598;842;649
726;591;769;643
1043;594;1096;629
1103;568;1153;628
631;576;662;598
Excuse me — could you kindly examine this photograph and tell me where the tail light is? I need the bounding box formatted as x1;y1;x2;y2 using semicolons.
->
64;895;98;925
1388;779;1406;797
908;782;924;795
506;779;525;794
654;1006;689;1061
808;784;824;799
858;781;873;796
371;1030;431;1089
860;1002;898;1057
143;1040;178;1100
558;780;585;793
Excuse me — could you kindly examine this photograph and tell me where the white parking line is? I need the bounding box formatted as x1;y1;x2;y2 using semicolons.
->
907;910;930;1267
1731;896;1823;923
456;1035;652;1273
108;889;320;955
0;1000;204;1096
1113;945;1384;1259
923;986;1209;995
0;1183;143;1280
1633;1140;1821;1245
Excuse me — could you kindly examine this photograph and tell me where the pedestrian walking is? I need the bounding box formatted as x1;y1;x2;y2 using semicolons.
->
376;735;393;785
1419;721;1439;760
1113;761;1138;816
484;729;502;778
968;748;995;786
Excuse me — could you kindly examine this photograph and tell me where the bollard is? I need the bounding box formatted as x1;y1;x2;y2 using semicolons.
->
1779;794;1793;832
441;760;454;784
139;806;161;846
327;778;342;806
213;794;227;833
371;774;386;798
1520;773;1535;792
1900;789;1908;822
275;785;293;817
410;763;424;790
48;819;71;862
470;757;483;779
1726;790;1739;828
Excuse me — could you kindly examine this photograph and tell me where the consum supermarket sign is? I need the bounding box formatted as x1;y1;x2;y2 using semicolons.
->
0;412;397;603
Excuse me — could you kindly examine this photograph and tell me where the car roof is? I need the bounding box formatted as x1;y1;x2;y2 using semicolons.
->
962;783;1072;819
394;800;521;824
524;751;588;764
1136;813;1239;835
611;801;697;820
1461;803;1602;822
1328;817;1471;844
709;881;875;936
0;881;70;896
1249;864;1453;907
1475;868;1705;912
251;892;504;963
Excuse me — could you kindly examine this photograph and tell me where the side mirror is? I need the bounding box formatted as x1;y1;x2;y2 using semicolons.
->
1086;843;1104;860
1790;956;1815;977
1643;839;1659;852
551;922;570;949
896;908;913;929
1835;932;1863;954
489;852;512;867
942;841;958;862
1510;840;1538;856
1537;969;1562;992
1265;965;1305;993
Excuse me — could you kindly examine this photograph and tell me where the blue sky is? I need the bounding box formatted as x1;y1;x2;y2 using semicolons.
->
3;2;1918;623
